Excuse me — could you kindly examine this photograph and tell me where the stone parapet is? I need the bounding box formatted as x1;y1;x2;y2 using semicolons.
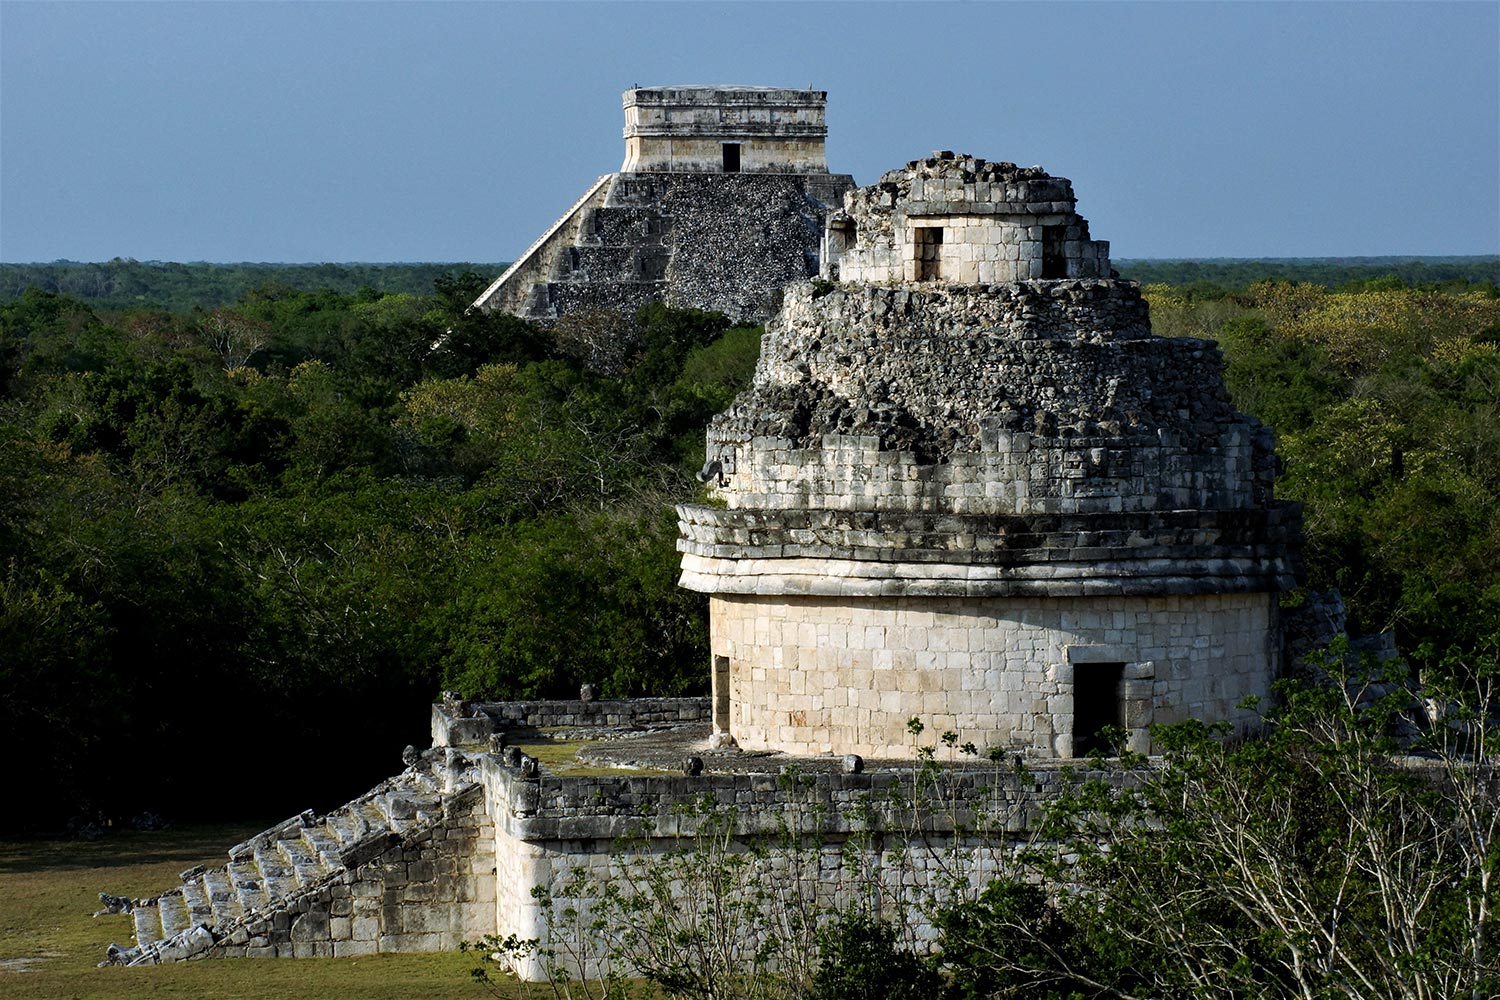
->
479;743;1129;843
476;697;710;731
477;712;1147;981
432;697;711;747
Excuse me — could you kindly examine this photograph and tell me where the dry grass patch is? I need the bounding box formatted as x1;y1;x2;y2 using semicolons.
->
0;825;513;1000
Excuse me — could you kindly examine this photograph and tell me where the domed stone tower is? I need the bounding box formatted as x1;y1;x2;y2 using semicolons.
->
677;152;1302;759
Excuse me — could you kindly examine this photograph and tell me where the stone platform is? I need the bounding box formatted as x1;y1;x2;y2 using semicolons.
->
102;694;1136;978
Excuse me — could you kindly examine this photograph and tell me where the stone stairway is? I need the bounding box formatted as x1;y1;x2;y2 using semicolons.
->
469;172;614;316
102;748;482;966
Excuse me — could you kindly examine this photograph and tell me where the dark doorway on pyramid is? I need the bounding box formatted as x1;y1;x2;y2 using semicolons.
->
1074;662;1125;755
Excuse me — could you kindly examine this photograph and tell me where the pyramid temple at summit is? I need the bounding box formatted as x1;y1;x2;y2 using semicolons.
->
471;86;853;324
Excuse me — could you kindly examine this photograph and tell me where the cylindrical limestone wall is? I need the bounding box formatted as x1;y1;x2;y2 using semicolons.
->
709;591;1278;759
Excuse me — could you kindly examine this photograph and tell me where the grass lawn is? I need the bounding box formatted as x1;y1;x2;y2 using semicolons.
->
0;824;514;999
511;728;672;777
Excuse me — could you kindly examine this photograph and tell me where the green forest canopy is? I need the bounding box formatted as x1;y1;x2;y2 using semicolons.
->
1;262;1497;831
0;260;511;312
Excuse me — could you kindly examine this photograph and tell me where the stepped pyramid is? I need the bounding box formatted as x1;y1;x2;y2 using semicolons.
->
101;747;493;964
470;86;854;325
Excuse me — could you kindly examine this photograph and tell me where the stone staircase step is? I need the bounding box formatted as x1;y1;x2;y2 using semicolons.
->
278;833;331;886
179;879;213;927
301;824;344;871
156;892;191;938
202;868;244;926
327;807;369;847
354;799;389;834
252;843;298;901
380;794;421;835
100;756;478;967
391;787;441;812
227;859;268;915
132;901;163;947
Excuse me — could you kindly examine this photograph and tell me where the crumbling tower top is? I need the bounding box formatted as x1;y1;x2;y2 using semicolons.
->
824;150;1111;284
621;85;831;174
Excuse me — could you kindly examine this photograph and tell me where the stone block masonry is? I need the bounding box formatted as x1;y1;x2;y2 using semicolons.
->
472;86;854;325
621;86;832;174
102;691;1197;981
706;591;1278;758
100;125;1307;985
826;152;1110;284
106;750;496;966
678;152;1303;760
702;281;1277;511
466;701;1144;980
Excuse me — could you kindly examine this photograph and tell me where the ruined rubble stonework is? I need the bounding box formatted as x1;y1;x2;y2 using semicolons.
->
677;152;1302;758
471;87;854;325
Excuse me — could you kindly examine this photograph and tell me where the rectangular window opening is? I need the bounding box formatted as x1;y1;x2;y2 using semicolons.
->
1042;225;1068;278
712;655;731;733
722;143;741;173
915;226;944;281
1073;662;1125;756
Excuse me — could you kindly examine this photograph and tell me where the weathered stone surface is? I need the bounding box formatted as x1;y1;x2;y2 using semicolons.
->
103;750;494;968
100;136;1310;986
472;87;855;325
678;154;1303;761
826;152;1109;285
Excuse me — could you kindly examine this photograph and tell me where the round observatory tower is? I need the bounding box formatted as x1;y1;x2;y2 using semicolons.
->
676;152;1302;759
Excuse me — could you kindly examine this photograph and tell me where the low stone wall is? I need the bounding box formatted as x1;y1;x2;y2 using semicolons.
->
479;745;1140;979
473;697;709;733
432;696;712;750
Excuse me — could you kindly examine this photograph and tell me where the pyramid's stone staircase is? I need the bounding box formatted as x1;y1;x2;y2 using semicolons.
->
101;748;494;965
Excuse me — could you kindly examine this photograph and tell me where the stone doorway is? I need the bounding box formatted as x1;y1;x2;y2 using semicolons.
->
915;226;943;281
1042;225;1067;278
1073;661;1125;755
722;143;741;173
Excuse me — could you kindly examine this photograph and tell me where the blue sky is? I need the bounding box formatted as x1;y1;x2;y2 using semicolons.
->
2;1;1496;262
